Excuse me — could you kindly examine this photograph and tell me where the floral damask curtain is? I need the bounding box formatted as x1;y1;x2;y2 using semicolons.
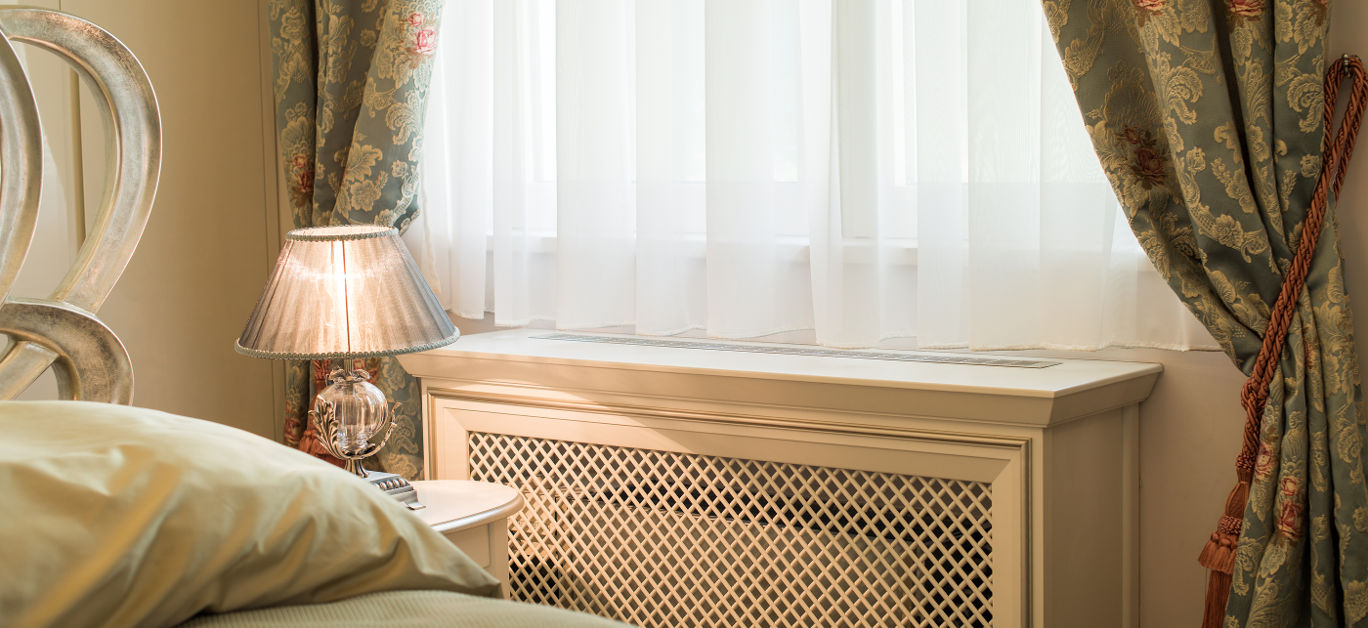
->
268;0;443;480
1044;0;1368;624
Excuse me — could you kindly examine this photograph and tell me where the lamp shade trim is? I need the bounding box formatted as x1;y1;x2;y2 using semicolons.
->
232;328;460;361
285;225;397;242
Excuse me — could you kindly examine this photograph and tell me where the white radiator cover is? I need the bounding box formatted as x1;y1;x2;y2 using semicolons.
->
399;330;1161;628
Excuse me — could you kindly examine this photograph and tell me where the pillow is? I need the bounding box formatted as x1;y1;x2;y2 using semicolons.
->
0;400;499;627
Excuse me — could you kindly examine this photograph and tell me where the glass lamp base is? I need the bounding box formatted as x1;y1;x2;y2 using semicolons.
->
308;367;423;510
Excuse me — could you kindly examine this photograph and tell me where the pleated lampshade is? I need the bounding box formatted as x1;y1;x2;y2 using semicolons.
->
235;225;459;360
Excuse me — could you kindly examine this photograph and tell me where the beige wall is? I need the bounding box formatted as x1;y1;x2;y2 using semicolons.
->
15;0;280;437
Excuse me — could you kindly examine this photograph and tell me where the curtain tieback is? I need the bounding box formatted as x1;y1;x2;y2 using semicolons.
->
1198;54;1368;628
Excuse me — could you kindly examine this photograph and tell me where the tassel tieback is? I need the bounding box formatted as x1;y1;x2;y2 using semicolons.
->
1197;480;1247;576
1197;55;1368;628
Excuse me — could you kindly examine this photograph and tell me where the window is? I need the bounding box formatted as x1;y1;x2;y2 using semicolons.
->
409;0;1212;351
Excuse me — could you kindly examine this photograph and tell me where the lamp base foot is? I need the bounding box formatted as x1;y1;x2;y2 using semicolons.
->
366;470;425;510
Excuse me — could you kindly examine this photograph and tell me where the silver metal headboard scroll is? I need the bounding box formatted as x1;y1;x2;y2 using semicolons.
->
0;9;160;403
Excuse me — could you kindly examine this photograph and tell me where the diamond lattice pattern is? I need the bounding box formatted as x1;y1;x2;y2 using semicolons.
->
467;431;993;628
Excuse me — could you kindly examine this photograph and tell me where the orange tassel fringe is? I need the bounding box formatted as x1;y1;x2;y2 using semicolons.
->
1203;569;1233;628
1197;478;1247;625
1197;479;1247;575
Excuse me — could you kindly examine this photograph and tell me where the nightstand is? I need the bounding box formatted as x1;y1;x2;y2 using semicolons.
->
412;480;524;596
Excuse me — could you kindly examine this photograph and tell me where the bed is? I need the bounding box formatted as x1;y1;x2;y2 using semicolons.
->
0;8;628;628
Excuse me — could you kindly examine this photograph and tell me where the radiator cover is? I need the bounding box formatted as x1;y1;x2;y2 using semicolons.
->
399;329;1160;627
468;431;994;627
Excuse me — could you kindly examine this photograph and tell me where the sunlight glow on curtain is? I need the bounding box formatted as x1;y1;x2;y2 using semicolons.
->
408;0;1214;350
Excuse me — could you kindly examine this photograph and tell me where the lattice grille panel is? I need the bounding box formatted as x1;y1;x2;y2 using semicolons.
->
467;432;994;628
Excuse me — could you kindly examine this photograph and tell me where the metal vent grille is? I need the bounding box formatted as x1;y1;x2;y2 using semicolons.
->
468;432;995;627
533;332;1058;368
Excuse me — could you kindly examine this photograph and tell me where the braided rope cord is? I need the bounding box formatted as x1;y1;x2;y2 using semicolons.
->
1198;55;1368;628
1237;55;1368;476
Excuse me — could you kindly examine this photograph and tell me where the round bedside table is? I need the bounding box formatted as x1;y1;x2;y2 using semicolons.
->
412;480;524;597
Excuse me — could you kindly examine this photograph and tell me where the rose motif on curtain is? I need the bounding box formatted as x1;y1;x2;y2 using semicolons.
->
1132;0;1166;26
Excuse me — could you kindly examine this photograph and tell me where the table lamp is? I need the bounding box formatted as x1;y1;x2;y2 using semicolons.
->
235;224;459;509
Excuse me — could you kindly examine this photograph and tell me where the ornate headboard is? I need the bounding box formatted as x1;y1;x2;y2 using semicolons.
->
0;8;159;404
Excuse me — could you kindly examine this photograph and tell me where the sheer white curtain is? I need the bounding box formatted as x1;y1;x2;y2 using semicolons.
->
409;0;1214;350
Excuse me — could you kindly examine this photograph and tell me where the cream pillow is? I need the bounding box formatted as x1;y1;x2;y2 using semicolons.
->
0;401;499;627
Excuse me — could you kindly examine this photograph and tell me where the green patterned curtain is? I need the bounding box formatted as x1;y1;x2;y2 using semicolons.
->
268;0;443;480
1044;0;1367;624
